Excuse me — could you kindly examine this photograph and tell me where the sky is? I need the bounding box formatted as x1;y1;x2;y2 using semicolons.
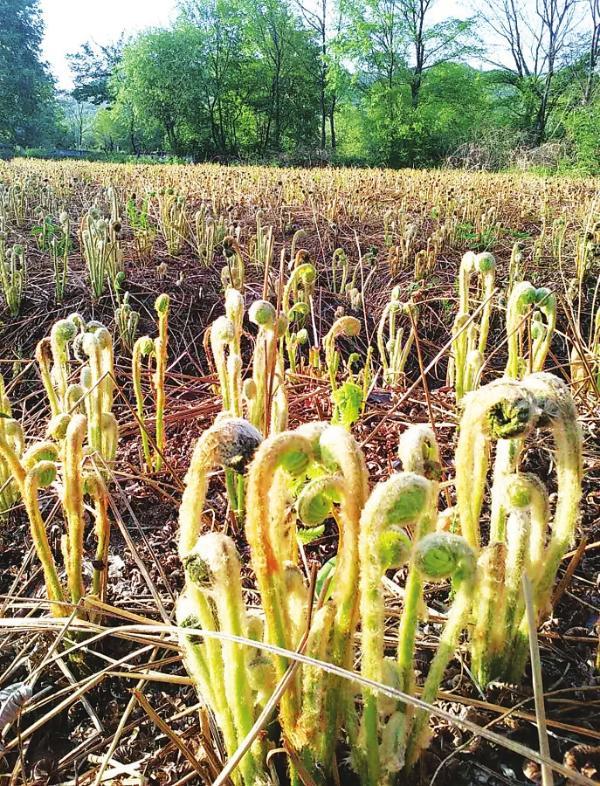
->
40;0;178;89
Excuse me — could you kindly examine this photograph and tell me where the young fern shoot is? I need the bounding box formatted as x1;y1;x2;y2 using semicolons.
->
448;251;496;400
130;295;170;472
456;374;581;685
376;287;417;386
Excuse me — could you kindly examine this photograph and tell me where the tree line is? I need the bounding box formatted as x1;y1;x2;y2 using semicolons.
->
1;0;599;171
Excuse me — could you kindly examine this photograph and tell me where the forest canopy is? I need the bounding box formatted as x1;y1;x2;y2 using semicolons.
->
0;0;599;171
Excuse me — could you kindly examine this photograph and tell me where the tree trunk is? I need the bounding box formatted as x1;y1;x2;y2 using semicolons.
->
410;74;421;109
320;78;326;149
329;94;336;150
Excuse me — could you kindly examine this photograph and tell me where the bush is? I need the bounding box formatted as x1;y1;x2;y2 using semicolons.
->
563;103;600;175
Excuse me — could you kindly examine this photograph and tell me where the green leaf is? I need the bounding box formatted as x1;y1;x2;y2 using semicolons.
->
316;556;337;601
331;380;364;430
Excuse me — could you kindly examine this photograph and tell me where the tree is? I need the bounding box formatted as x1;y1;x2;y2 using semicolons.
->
482;0;583;144
243;0;321;154
293;0;342;148
67;38;125;106
119;27;206;155
339;0;475;164
57;92;96;149
91;99;162;153
0;0;58;146
582;0;599;102
398;0;475;109
339;0;409;165
178;0;247;156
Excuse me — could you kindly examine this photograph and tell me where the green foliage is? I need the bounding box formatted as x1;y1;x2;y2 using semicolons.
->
315;554;337;598
0;0;59;147
454;220;498;252
31;214;58;250
67;39;124;106
563;99;600;175
331;379;364;428
117;2;322;158
119;27;204;156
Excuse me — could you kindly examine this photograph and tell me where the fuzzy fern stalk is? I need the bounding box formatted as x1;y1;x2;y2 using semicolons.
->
51;211;70;304
210;289;244;417
290;231;307;266
357;472;431;785
405;533;477;766
448;251;496;401
455;379;539;684
244;299;287;435
178;417;262;559
471;541;507;683
270;356;289;434
208;290;246;514
105;191;124;286
508;373;582;678
395;427;440;705
85;470;111;608
177;585;241;782
127;193;156;257
569;343;588;392
51;318;79;410
131;296;170;472
0;416;27;498
61;415;87;608
455;379;538;551
176;422;267;784
194;206;228;266
285;306;309;374
284;257;316;313
244;430;315;736
508;242;523;295
153;294;170;471
80;208;122;299
377;288;417;386
221;235;245;289
0;375;23;514
80;324;118;464
211;316;236;413
251;209;274;269
115;290;139;354
501;476;538;653
592;307;600;390
4;439;67;617
35;315;82;418
158;189;187;256
571;307;600;396
36;338;61;418
323;315;361;391
282;263;316;373
184;534;268;784
132;336;155;470
332;248;350;295
488;365;566;568
23;459;66;616
296;426;369;770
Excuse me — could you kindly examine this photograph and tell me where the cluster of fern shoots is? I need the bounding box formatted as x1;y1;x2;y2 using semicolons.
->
176;369;581;785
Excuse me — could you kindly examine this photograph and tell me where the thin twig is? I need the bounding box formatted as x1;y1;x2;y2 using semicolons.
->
523;574;554;786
